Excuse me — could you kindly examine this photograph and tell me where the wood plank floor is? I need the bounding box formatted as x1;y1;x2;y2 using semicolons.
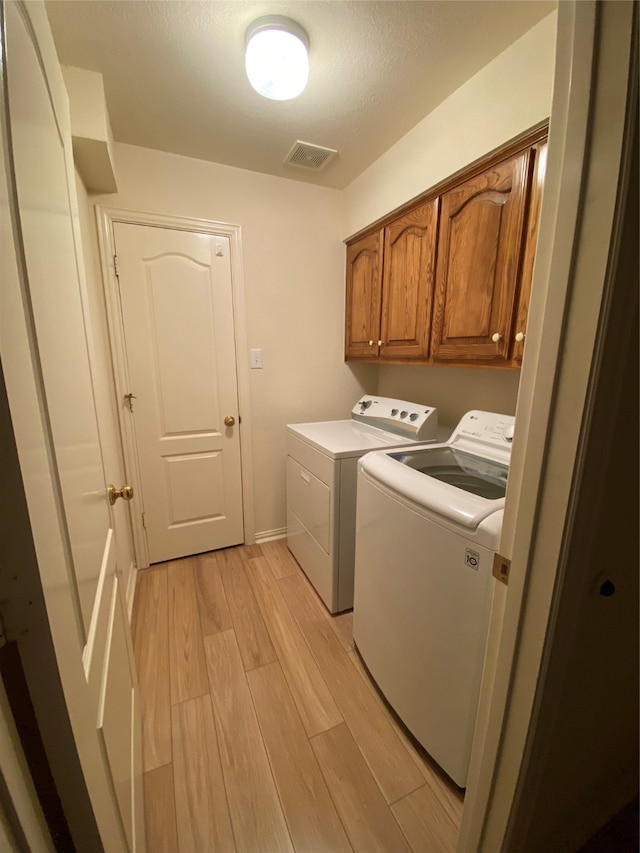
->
132;540;463;852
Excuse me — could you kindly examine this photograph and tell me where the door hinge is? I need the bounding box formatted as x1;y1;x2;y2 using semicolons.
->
141;512;146;529
113;253;120;278
492;552;511;586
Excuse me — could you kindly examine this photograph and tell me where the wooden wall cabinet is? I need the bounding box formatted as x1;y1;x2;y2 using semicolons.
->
380;199;439;359
344;231;383;359
345;199;439;360
430;150;532;364
512;140;548;364
344;128;548;368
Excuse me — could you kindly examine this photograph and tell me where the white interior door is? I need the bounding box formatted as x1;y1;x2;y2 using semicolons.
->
0;2;142;850
113;222;244;564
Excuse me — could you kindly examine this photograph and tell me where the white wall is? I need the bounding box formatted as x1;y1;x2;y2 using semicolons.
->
342;11;556;426
377;366;521;431
92;146;377;539
80;12;556;540
343;11;557;238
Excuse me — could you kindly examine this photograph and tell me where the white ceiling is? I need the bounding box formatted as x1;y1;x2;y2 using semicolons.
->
46;1;555;189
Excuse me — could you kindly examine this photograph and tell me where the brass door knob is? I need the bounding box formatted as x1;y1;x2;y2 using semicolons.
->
108;484;134;506
224;415;236;427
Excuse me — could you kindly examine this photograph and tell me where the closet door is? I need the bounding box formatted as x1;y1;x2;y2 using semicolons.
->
1;3;143;850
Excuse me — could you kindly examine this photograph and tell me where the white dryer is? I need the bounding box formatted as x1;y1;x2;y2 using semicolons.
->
353;410;515;787
286;396;439;613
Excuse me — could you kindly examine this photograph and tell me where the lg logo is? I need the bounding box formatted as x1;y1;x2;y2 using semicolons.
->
465;548;480;570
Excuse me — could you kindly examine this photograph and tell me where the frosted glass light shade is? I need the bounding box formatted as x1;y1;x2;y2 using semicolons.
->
245;16;309;101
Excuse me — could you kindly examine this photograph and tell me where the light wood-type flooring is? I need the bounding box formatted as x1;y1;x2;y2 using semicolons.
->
132;539;464;852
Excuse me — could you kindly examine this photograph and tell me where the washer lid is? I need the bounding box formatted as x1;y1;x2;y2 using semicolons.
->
286;419;421;459
390;446;508;500
360;448;506;529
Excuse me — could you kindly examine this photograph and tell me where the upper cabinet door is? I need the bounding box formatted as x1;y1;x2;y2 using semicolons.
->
512;141;548;364
380;198;439;360
430;150;532;363
345;231;383;358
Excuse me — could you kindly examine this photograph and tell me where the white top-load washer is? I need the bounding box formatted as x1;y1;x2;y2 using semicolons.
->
353;410;515;787
286;396;439;613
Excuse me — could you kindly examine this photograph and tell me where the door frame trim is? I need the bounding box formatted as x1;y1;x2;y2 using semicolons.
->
95;207;255;568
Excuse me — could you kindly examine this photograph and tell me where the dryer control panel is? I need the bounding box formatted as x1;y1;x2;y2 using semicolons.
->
451;410;516;449
352;395;438;441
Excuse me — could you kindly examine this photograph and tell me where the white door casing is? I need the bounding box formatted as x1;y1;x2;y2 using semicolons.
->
112;223;244;564
458;2;637;850
0;2;143;850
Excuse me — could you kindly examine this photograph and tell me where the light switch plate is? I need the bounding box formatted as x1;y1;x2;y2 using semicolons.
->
250;348;263;369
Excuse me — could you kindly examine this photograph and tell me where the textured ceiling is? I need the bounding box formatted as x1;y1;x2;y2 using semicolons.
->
46;1;555;189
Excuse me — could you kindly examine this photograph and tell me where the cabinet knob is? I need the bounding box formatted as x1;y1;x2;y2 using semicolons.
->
515;332;525;343
491;332;503;343
368;340;374;346
377;340;383;347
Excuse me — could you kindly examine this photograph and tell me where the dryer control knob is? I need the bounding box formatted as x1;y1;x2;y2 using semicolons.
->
400;411;408;419
409;413;419;421
391;409;399;416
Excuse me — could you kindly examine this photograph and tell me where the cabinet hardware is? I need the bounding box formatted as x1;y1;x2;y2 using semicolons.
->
368;340;374;346
515;332;525;342
378;340;383;346
491;332;503;343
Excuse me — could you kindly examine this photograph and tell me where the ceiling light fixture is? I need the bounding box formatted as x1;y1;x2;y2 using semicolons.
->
245;16;309;101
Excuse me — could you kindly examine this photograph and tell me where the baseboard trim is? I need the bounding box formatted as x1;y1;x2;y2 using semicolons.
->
254;528;287;544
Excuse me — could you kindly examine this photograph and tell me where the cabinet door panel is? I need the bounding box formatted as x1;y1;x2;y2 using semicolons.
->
345;232;383;358
380;199;439;360
512;141;548;364
431;151;531;363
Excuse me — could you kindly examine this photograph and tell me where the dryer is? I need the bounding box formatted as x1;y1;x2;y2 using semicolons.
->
286;396;439;613
353;410;515;787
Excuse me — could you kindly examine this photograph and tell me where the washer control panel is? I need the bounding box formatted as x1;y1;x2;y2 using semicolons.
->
452;410;516;448
352;396;438;441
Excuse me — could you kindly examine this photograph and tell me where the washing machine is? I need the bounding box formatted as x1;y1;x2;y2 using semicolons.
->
286;396;439;613
353;410;515;787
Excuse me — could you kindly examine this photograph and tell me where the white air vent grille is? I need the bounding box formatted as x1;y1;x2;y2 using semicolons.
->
285;140;337;171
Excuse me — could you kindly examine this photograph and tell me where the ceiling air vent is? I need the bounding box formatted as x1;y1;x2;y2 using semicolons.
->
285;140;337;171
